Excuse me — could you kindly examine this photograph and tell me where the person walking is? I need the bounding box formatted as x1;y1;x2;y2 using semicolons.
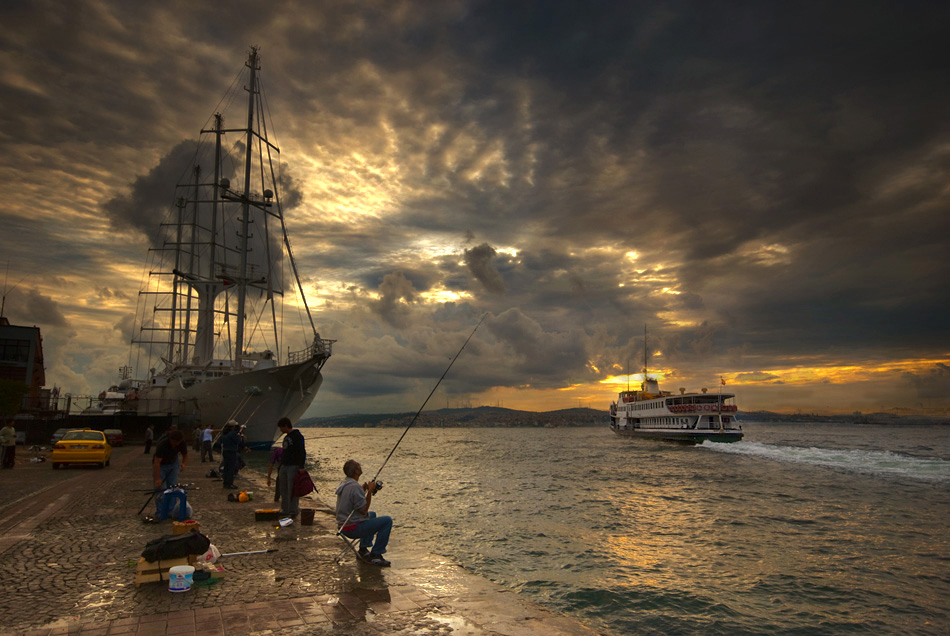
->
200;424;215;463
0;419;16;469
335;459;393;566
143;424;154;454
277;418;306;518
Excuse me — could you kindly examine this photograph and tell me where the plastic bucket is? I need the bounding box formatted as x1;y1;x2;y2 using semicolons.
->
301;509;315;526
168;565;195;592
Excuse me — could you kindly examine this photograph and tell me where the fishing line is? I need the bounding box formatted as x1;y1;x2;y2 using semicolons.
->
371;313;487;482
334;313;487;558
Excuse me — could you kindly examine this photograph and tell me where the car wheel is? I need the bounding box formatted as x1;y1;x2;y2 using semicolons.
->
52;463;58;469
105;459;111;467
97;462;105;469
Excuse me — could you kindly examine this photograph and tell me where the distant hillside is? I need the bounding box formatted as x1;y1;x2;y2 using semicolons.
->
298;405;608;428
297;406;949;428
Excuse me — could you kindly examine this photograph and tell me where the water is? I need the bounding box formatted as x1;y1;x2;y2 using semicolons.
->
297;423;950;635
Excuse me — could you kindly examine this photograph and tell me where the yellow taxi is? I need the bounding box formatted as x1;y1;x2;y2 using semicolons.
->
51;429;113;469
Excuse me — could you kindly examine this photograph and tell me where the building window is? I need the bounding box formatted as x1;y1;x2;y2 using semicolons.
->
0;339;31;363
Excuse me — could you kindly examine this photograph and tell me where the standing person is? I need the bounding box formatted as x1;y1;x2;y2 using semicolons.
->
335;459;393;567
236;424;248;473
266;443;283;502
277;418;306;518
143;424;154;454
193;426;202;452
220;420;241;490
0;420;15;469
152;430;188;516
201;424;215;463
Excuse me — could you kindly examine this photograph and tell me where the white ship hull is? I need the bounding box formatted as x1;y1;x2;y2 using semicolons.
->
135;359;323;450
609;424;743;444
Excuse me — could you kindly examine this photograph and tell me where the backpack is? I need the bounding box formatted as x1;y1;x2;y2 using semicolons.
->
141;531;211;563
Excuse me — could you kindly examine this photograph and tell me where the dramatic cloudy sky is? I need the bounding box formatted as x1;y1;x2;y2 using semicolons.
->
2;0;949;417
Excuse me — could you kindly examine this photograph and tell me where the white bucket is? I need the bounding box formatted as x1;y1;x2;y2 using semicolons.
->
168;565;195;592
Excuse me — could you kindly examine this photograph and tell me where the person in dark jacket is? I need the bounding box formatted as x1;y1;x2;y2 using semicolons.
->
220;420;241;489
277;417;306;517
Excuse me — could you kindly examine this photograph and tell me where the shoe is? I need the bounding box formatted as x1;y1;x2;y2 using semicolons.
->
224;484;238;489
358;547;370;559
366;554;391;567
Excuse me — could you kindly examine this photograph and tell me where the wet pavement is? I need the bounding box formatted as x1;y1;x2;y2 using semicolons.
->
0;445;600;635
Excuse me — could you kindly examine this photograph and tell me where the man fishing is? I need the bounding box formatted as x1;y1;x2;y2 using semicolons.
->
335;459;393;567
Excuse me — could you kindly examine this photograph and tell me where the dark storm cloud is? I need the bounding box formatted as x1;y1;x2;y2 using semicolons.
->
102;140;200;243
3;0;950;413
463;243;506;294
370;271;420;328
22;289;68;329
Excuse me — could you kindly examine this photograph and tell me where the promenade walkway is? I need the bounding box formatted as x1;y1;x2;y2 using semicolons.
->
0;444;599;636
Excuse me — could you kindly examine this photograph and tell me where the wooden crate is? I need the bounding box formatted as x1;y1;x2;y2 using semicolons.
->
134;556;196;587
254;508;282;521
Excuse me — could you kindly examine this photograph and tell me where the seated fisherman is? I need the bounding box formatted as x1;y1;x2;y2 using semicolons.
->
335;459;393;567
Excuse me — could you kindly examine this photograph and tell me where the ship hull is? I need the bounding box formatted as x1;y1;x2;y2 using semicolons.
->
134;359;323;450
610;426;743;444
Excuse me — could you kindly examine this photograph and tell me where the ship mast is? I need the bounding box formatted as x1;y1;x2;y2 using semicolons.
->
233;46;259;372
642;324;648;390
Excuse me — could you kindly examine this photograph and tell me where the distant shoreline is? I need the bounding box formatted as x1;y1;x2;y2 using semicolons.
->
298;406;949;428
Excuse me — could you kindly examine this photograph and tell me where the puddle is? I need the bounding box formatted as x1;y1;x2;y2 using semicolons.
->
406;613;481;635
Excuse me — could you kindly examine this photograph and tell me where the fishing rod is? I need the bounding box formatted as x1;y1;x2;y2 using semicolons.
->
371;312;487;483
219;548;277;557
334;314;487;561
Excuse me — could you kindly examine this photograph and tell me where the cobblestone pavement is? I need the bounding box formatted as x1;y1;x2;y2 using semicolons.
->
0;445;600;636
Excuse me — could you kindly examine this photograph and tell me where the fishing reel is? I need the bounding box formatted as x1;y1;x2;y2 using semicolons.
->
371;480;383;494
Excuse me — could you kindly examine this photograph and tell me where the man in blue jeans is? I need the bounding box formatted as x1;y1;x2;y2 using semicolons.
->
335;459;393;567
152;430;188;516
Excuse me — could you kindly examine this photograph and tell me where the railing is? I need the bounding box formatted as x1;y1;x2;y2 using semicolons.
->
287;337;335;365
667;404;738;413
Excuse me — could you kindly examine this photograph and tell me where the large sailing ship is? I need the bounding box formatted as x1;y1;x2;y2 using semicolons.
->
118;48;333;449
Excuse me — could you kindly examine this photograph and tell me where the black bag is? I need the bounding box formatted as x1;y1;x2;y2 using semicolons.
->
141;531;211;563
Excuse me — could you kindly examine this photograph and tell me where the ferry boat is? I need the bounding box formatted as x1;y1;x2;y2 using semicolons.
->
107;48;334;449
609;376;743;443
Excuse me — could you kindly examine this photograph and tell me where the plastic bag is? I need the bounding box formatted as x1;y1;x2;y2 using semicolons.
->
198;544;221;563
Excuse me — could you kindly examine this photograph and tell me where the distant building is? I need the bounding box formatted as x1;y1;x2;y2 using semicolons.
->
0;316;47;411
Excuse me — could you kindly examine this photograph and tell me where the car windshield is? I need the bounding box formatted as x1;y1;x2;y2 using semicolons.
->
54;429;68;435
63;431;105;441
104;430;122;435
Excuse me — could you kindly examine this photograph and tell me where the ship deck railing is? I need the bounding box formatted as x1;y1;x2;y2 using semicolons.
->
287;337;335;365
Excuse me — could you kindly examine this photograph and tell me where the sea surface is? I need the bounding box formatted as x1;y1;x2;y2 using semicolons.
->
294;423;950;635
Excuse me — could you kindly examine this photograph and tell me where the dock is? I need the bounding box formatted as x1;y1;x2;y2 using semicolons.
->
0;445;598;636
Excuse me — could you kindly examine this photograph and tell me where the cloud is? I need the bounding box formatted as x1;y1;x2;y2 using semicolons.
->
102;140;201;243
22;288;69;329
463;243;506;294
370;271;420;328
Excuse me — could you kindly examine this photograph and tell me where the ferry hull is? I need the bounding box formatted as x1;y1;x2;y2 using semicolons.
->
135;360;323;450
610;427;743;444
